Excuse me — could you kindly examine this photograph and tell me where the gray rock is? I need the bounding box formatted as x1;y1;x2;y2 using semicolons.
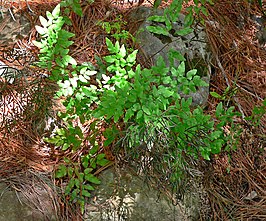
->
85;167;202;221
129;7;209;65
129;7;211;107
0;182;57;221
251;15;266;46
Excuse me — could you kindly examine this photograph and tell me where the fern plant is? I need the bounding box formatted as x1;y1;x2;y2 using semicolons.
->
95;38;240;161
148;0;212;36
34;4;109;214
33;1;244;214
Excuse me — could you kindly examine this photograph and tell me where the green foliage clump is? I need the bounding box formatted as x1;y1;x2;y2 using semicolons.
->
98;15;135;42
34;4;109;213
95;38;239;161
33;4;76;81
210;86;238;101
148;0;213;36
32;0;261;213
55;144;108;212
246;99;266;127
60;0;83;17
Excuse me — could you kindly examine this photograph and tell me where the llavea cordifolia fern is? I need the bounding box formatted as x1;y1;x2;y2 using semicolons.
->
33;1;242;214
34;4;109;214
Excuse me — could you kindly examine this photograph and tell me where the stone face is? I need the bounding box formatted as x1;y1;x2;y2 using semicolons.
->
251;15;266;46
0;183;51;221
0;168;63;221
129;7;211;107
85;167;201;221
129;7;209;66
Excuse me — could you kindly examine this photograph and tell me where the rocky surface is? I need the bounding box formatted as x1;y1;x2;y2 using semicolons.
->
85;166;202;221
129;7;209;66
251;15;266;46
129;7;211;107
0;182;57;221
